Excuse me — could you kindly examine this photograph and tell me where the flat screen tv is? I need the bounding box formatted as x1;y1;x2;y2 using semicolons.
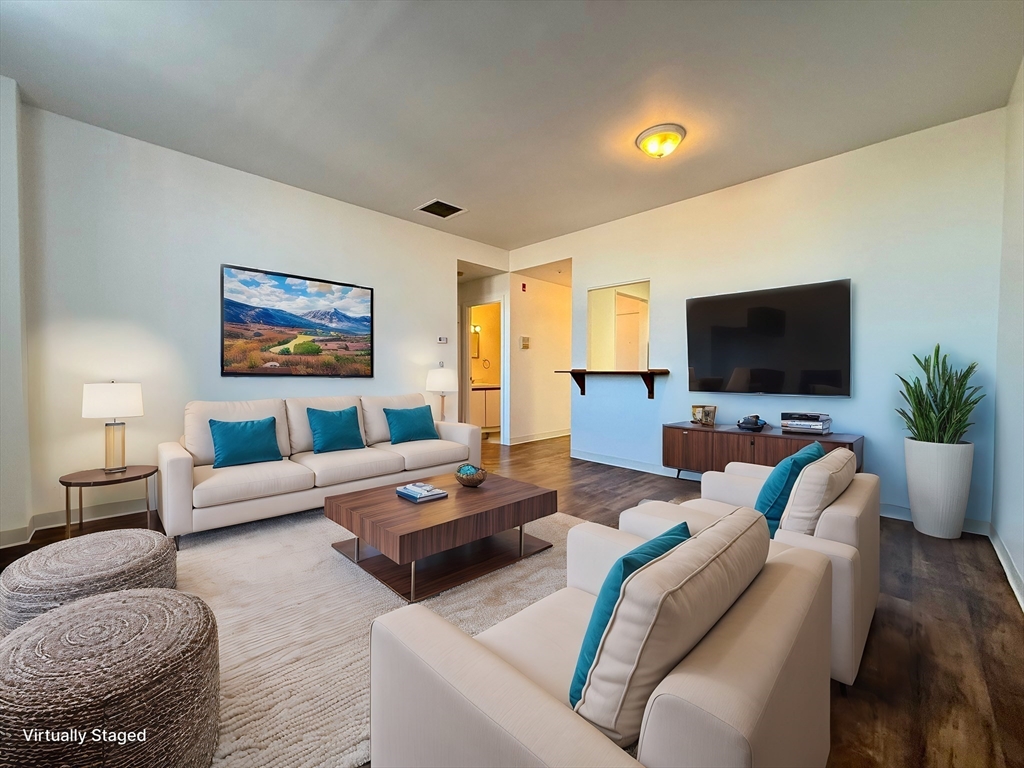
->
686;279;851;396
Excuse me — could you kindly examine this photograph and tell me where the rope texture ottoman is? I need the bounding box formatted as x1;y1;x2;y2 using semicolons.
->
0;529;176;635
0;588;219;768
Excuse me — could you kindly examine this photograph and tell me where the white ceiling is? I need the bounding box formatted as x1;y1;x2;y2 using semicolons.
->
1;1;1021;251
516;259;572;288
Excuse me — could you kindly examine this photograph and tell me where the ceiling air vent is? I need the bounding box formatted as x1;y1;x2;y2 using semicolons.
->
416;199;465;219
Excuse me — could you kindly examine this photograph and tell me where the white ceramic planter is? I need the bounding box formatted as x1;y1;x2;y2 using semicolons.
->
904;437;974;539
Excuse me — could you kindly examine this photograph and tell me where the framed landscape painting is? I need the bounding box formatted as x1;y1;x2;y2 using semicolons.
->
221;265;373;377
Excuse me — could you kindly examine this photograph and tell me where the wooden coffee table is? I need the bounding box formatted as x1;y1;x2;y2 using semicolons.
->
324;474;557;602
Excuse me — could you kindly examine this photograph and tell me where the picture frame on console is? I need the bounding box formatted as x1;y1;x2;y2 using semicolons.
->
220;264;374;378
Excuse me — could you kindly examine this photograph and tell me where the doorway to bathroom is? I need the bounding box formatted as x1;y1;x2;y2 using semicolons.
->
467;302;502;442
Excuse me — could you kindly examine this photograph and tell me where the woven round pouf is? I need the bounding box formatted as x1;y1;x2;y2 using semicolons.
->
0;588;219;768
0;529;176;635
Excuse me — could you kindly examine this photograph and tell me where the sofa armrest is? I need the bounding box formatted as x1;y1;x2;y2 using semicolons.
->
435;421;482;467
637;547;832;768
773;529;862;684
724;462;774;480
700;471;764;508
371;605;640;768
567;523;647;596
157;441;194;537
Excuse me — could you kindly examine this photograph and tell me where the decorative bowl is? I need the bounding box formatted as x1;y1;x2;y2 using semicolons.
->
455;463;487;487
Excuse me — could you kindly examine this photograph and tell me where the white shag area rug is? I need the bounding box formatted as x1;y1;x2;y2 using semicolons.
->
175;509;584;768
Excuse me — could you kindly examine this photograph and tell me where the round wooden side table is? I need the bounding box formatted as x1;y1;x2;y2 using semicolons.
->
58;465;158;540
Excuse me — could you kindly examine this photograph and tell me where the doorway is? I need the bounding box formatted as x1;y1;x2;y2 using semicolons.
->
467;302;502;442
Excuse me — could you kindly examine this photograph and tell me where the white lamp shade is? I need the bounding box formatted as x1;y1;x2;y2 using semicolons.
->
82;382;144;419
425;367;459;393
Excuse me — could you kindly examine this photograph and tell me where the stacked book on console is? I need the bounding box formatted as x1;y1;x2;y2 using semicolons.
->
780;412;833;435
396;482;449;503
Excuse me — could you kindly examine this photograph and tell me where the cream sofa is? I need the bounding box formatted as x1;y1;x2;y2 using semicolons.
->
370;510;833;767
157;394;481;543
619;453;879;686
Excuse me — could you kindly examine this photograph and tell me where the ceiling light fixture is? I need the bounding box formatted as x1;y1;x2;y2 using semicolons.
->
635;123;686;159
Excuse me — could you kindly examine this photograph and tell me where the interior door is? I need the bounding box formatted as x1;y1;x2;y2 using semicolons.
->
615;293;643;370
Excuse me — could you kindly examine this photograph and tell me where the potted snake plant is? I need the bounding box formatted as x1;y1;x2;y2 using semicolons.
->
896;345;984;539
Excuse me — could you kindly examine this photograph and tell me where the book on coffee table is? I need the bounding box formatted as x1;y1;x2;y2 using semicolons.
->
396;483;448;503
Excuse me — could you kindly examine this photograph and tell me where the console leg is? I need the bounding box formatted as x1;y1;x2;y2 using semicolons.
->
410;560;416;602
676;469;682;479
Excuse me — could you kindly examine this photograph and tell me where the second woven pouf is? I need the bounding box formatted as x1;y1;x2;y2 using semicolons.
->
0;529;176;635
0;588;219;768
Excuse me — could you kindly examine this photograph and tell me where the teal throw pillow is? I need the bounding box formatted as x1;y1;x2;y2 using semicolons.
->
383;405;439;444
209;417;282;469
307;406;365;453
754;442;825;537
569;521;691;708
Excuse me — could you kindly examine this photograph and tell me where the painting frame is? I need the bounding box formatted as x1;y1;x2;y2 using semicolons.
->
220;264;374;378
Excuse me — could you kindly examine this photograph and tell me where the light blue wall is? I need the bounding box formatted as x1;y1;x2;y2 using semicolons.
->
512;110;1007;525
992;61;1023;592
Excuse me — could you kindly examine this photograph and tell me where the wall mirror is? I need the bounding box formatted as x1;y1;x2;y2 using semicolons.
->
587;280;650;370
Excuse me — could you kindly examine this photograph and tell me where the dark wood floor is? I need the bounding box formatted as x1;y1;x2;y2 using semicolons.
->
480;437;1024;768
4;436;1021;767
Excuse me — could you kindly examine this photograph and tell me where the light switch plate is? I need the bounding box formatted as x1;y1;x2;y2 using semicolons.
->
437;336;447;344
520;336;530;349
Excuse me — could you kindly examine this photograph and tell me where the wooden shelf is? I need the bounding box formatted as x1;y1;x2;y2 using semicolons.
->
556;369;670;399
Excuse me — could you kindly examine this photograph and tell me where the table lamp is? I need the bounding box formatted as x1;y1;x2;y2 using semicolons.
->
82;382;144;473
425;365;458;421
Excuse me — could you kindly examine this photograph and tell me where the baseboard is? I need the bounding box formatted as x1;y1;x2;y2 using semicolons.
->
0;499;151;549
569;449;679;478
879;503;991;535
990;526;1024;613
509;429;570;445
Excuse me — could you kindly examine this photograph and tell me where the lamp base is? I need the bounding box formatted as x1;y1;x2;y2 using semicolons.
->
104;421;127;473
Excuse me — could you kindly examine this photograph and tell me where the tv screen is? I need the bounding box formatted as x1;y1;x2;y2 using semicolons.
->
686;279;851;396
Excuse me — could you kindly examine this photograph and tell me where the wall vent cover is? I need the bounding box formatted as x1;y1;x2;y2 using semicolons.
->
417;199;465;219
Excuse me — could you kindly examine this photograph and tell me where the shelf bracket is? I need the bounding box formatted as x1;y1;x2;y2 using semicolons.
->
640;372;656;399
569;370;586;396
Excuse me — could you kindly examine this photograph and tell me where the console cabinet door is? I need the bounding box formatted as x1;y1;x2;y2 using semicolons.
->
753;435;812;466
713;432;756;471
663;427;715;473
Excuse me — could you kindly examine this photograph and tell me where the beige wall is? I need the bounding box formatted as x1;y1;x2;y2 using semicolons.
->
470;302;501;386
0;76;32;544
509;274;571;443
12;106;506;540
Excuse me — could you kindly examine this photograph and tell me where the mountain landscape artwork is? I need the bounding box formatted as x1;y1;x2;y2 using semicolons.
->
221;265;373;377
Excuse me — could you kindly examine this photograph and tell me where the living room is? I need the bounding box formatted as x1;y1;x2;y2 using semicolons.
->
0;2;1021;767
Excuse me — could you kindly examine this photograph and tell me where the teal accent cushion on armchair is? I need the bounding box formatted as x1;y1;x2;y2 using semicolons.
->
307;406;365;453
754;442;825;536
383;405;439;444
209;417;283;469
569;521;691;708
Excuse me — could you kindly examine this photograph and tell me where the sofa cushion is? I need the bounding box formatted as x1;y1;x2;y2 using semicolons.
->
192;459;314;508
570;522;691;708
361;394;426;445
372;439;469;471
619;499;735;540
476;587;597;706
308;407;365;453
384;405;440;444
574;508;770;746
291;448;405;488
780;448;857;535
284;396;365;454
209;417;283;469
754;442;825;536
184;399;290;466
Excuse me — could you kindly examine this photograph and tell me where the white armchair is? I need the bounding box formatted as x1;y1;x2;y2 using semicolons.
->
370;517;832;767
620;454;880;686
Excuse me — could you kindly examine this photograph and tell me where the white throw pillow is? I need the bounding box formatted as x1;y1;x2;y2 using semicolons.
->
574;507;769;745
779;448;857;535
